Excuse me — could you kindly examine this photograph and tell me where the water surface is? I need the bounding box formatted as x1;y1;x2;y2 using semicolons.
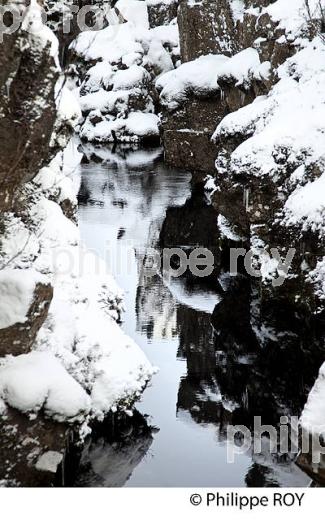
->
78;144;310;487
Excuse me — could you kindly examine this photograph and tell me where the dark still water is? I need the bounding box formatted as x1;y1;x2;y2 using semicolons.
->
77;144;311;487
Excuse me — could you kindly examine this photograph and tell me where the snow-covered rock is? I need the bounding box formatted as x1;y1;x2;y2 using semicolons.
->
71;1;179;143
0;352;91;423
157;48;266;110
0;0;154;428
0;140;154;425
0;270;45;330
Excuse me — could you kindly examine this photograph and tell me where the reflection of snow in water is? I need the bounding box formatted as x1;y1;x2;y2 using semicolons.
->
163;277;221;314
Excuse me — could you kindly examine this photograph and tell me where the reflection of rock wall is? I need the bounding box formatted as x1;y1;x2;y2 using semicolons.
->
136;274;178;340
159;187;223;285
174;283;321;486
74;411;154;487
212;278;325;423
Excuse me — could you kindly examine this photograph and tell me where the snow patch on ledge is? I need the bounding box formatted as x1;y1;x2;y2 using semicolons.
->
157;48;268;110
0;269;45;330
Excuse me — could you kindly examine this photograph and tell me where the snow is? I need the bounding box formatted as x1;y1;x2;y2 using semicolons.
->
214;38;325;185
112;65;150;91
0;352;91;422
157;54;229;109
80;111;159;143
124;111;159;136
146;0;177;5
0;215;40;270
116;0;149;29
250;234;278;282
35;241;155;421
283;171;325;234
210;34;325;264
264;0;321;39
149;23;179;50
0;140;154;425
55;80;81;128
217;48;262;86
71;1;178;143
217;214;243;242
0;269;44;330
164;278;221;314
308;258;325;302
204;175;218;194
72;23;144;65
230;0;245;22
157;49;266;110
22;0;59;68
300;361;325;436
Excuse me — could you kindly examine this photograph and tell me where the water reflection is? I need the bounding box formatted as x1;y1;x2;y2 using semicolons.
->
73;412;155;487
77;143;323;487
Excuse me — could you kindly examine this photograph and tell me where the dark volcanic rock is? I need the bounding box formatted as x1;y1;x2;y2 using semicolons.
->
178;0;238;62
0;407;71;487
163;129;219;175
0;7;58;213
148;0;179;29
160;83;259;175
0;282;53;356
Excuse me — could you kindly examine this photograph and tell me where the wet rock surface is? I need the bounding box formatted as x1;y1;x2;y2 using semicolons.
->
160;84;259;174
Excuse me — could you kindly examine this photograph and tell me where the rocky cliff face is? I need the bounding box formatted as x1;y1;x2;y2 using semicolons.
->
0;0;72;486
69;0;179;144
157;0;325;482
0;2;59;215
0;0;59;354
0;0;154;486
158;0;325;316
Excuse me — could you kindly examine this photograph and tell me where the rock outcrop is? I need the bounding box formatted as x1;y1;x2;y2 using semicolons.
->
147;0;178;28
0;0;154;486
178;0;237;61
0;0;59;214
70;0;179;144
157;0;325;484
157;0;325;314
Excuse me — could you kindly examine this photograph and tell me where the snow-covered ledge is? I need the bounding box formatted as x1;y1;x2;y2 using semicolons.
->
0;140;155;430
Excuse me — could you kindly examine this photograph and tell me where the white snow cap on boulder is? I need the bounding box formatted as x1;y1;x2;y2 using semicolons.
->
0;352;91;422
156;49;266;110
